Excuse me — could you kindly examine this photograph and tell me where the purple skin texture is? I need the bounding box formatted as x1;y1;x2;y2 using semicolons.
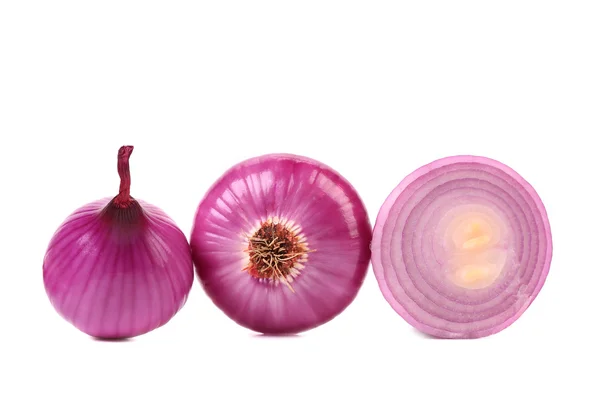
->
371;155;553;339
43;199;194;339
191;153;372;335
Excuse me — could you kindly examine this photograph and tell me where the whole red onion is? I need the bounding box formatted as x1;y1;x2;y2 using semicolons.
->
371;155;553;339
43;146;193;339
190;154;372;334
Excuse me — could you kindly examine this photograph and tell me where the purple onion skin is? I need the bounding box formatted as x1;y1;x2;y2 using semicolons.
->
191;153;372;335
43;147;193;339
371;155;553;339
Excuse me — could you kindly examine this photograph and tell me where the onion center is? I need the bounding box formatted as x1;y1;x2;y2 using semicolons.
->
443;210;508;290
243;219;310;292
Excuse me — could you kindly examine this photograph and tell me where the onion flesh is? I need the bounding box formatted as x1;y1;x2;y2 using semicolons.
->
371;155;553;339
190;153;372;334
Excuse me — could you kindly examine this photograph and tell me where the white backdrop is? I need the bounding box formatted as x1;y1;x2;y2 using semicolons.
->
1;1;598;399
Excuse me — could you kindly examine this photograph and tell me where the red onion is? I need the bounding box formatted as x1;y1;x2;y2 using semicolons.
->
371;155;553;339
190;154;371;334
43;146;193;339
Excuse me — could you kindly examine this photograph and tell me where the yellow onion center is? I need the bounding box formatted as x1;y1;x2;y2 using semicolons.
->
444;210;508;290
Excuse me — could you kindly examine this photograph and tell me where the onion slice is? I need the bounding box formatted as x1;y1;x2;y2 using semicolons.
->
191;153;372;334
371;155;553;338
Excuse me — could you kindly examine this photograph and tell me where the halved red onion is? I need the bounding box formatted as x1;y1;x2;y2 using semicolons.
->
371;155;553;339
191;154;372;334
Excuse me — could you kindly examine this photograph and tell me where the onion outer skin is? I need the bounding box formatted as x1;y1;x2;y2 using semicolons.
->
43;147;193;339
43;198;193;339
191;153;372;335
371;155;553;339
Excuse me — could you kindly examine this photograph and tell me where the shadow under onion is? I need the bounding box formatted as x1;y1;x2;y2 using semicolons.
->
92;336;135;343
251;332;302;339
412;328;446;340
